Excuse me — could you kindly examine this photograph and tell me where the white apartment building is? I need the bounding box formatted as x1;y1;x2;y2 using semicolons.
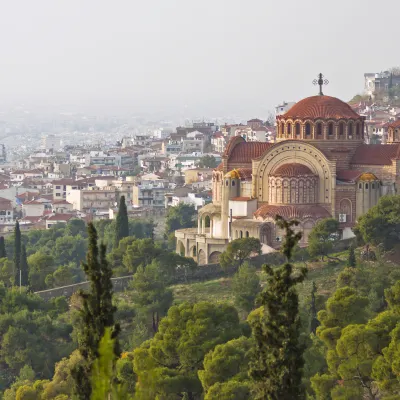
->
67;187;117;213
42;135;61;151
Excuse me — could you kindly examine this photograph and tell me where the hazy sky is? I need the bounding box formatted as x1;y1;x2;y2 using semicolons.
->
1;0;399;117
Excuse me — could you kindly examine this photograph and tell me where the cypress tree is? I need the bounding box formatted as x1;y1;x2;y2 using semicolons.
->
249;216;307;399
114;195;129;248
0;236;6;258
13;221;21;286
20;244;29;288
310;281;319;335
348;245;356;268
72;223;120;400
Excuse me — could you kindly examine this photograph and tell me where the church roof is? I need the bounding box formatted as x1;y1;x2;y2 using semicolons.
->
389;120;400;129
272;163;314;177
254;204;331;220
228;142;272;164
351;144;400;165
281;95;361;120
224;168;252;180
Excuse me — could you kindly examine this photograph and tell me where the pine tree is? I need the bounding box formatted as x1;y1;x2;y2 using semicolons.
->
249;216;307;399
72;223;120;400
0;236;6;258
114;195;129;248
348;245;356;268
310;281;319;334
20;244;29;288
14;221;21;285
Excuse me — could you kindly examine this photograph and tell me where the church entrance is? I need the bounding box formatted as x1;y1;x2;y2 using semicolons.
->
260;224;272;246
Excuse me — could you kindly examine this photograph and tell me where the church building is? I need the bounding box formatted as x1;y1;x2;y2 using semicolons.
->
176;78;400;264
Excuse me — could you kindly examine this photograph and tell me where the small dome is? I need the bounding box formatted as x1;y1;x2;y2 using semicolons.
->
225;170;240;179
358;172;378;182
272;163;314;177
282;95;360;120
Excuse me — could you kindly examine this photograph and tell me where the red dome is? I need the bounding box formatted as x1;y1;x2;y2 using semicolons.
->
282;95;360;120
272;163;314;177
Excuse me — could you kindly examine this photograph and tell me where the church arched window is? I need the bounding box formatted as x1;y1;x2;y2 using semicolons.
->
281;122;285;137
305;123;311;137
295;123;301;137
287;123;292;135
356;122;360;137
328;122;334;136
316;122;323;136
339;122;345;136
348;122;353;137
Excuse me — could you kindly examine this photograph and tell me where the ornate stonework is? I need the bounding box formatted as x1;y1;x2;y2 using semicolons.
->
175;93;400;264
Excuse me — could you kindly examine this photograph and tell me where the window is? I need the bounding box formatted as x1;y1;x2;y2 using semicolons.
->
365;183;369;189
348;123;353;137
56;193;61;197
339;122;345;136
358;183;362;189
232;181;235;186
356;123;360;136
55;186;61;189
305;123;311;136
287;123;291;135
246;231;249;238
281;122;285;136
295;123;301;136
317;122;323;136
328;123;334;136
226;180;229;186
372;183;375;189
240;231;243;238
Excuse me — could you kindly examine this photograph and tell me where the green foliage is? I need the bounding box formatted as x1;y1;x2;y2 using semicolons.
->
20;244;29;288
0;235;7;258
232;262;261;313
196;155;218;168
114;195;129;248
130;261;173;333
133;301;243;399
204;380;251;400
308;218;340;260
347;245;356;267
356;195;400;250
219;237;262;269
198;336;252;398
14;220;21;284
72;223;120;400
164;203;196;238
249;216;307;399
310;281;320;334
91;328;127;400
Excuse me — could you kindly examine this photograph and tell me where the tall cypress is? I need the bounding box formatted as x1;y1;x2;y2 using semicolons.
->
72;223;120;400
0;236;6;258
20;244;29;288
310;281;319;335
348;245;356;268
114;195;129;248
13;221;21;286
249;216;307;399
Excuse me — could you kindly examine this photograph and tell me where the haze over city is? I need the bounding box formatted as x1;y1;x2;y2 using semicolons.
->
1;0;399;117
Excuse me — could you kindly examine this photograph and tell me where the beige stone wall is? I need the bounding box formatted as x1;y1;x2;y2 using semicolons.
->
253;141;336;214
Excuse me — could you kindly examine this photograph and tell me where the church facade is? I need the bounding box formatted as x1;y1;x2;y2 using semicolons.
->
175;92;400;264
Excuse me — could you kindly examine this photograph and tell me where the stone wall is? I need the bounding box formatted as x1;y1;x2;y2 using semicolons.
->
35;252;286;301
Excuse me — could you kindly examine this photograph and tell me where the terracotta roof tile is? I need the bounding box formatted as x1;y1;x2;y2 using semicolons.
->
336;170;362;182
389;120;400;129
272;163;314;177
254;204;331;220
351;144;400;165
46;213;75;221
281;95;361;120
228;142;272;164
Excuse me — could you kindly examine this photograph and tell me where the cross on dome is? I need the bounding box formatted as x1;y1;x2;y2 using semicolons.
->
312;73;329;96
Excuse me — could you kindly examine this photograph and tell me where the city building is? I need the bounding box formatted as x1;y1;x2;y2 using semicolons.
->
0;197;13;222
176;89;400;264
42;135;61;151
66;187;117;214
132;173;170;208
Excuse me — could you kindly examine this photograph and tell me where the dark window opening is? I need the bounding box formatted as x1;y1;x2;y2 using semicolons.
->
305;123;311;136
287;123;291;134
317;123;322;136
339;123;345;136
295;123;300;136
365;183;369;189
328;123;334;136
